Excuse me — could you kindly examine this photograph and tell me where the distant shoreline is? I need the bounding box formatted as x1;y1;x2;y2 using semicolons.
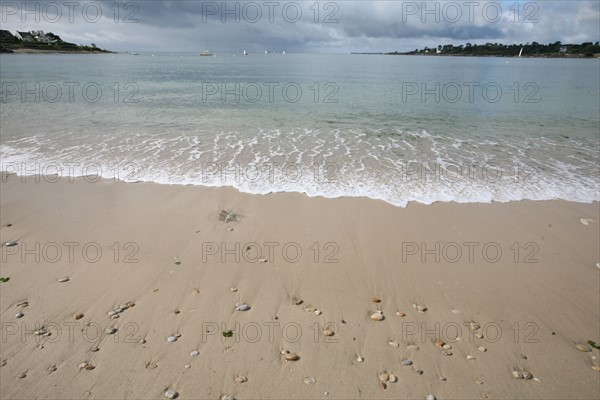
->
1;48;114;54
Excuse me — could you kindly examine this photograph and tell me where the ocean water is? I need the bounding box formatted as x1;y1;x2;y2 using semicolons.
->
1;53;598;207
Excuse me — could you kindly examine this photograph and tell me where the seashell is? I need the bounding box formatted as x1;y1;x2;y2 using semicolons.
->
190;350;199;357
396;311;405;317
474;331;484;339
591;366;600;372
90;345;100;352
401;359;413;366
108;311;117;317
230;287;238;292
15;312;24;318
512;370;524;379
522;371;533;380
469;322;480;331
426;395;436;400
370;312;384;321
235;376;248;383
372;297;381;303
389;374;398;382
284;352;300;361
314;310;322;316
184;364;191;369
1;359;7;367
323;329;334;337
442;344;452;350
415;369;423;375
476;380;484;385
47;365;57;373
79;362;95;370
139;338;146;344
576;343;592;352
118;304;129;310
174;309;180;314
451;308;461;314
389;341;400;348
258;258;267;263
167;336;177;343
235;303;251;311
435;340;445;347
466;355;476;360
379;372;389;382
111;314;119;319
439;376;447;381
34;329;48;336
4;241;18;247
580;218;596;226
304;376;316;385
291;297;303;305
221;396;235;400
305;306;316;313
74;313;84;320
357;356;364;362
105;327;117;335
478;346;487;352
413;304;427;312
18;372;26;379
16;300;28;308
57;277;70;283
164;389;178;399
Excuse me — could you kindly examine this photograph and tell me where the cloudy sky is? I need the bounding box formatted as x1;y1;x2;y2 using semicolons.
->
1;0;599;52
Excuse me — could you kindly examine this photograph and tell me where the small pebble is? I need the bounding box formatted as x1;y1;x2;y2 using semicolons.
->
105;327;117;335
323;329;334;337
413;304;427;312
235;303;251;311
18;372;26;379
291;297;303;305
401;359;413;366
443;344;452;350
314;310;322;316
470;322;481;331
190;350;199;357
108;311;117;317
357;356;364;362
164;389;178;399
15;312;24;318
235;376;248;383
230;287;238;292
90;346;99;352
518;354;527;360
435;340;445;347
4;241;17;247
576;343;592;352
443;350;453;356
16;300;28;308
522;371;533;380
389;374;398;382
284;353;300;361
466;355;476;360
139;338;146;344
396;311;405;317
184;364;191;369
415;369;423;375
304;376;316;385
167;336;177;343
47;365;57;373
57;277;70;283
452;308;461;314
439;376;447;381
512;370;524;379
426;395;436;400
221;395;235;400
379;372;389;382
370;312;384;321
479;346;487;352
475;331;484;339
110;315;120;319
372;297;381;303
0;360;6;367
305;306;316;312
74;313;84;320
476;380;484;385
389;341;400;348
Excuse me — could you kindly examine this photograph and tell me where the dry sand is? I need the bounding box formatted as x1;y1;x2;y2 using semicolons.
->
1;174;599;399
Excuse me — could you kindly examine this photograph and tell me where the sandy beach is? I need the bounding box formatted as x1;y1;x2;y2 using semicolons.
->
0;174;598;399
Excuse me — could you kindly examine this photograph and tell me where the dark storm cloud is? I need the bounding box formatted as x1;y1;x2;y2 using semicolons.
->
0;1;598;52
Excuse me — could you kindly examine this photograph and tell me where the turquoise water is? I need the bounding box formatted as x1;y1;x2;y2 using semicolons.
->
1;53;598;206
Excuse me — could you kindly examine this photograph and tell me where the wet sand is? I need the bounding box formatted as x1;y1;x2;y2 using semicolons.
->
1;174;599;399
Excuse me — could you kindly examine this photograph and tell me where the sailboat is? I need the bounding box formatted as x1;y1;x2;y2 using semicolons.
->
199;37;213;57
243;50;248;56
518;47;523;57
